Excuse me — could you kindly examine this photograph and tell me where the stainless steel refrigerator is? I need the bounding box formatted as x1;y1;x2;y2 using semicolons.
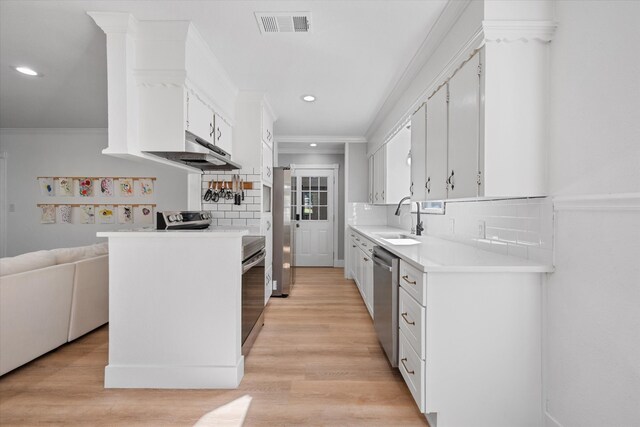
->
272;167;294;296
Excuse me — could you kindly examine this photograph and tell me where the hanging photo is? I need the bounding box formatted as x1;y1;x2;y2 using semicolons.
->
118;205;134;224
55;178;73;196
119;178;134;197
78;178;93;197
98;177;114;197
96;205;115;224
39;177;54;196
59;205;72;224
136;205;154;225
137;178;154;196
40;205;56;224
80;205;95;224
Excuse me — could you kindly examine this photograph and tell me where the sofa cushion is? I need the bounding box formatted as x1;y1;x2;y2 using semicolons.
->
51;243;109;265
0;250;57;277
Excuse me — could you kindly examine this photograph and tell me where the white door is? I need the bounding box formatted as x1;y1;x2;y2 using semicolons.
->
291;169;334;267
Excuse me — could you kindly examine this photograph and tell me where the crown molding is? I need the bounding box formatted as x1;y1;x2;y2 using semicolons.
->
483;20;558;43
279;146;345;155
87;11;138;35
0;128;107;136
364;0;472;143
276;135;366;144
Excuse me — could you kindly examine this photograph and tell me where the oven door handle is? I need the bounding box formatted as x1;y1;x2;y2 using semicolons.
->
242;249;266;274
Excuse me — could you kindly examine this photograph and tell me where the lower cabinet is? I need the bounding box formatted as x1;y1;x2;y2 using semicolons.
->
264;265;272;306
349;231;374;319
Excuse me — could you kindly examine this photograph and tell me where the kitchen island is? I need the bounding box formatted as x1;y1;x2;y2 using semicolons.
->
97;227;257;389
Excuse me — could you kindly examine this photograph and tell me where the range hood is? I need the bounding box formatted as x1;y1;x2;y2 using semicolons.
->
145;132;241;171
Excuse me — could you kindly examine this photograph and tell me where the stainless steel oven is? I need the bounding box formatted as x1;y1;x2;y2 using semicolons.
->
241;236;266;355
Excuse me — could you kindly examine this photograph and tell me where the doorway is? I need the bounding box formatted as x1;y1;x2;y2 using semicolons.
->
291;165;337;267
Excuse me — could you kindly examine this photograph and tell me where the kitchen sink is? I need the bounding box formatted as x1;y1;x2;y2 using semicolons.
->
374;233;421;245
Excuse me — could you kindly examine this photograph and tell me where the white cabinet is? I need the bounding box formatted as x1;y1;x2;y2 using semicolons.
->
264;265;273;305
262;107;274;147
262;142;273;185
372;148;386;204
368;155;374;204
186;89;214;144
349;230;374;319
425;84;448;200
447;53;480;199
410;105;427;201
369;127;411;205
261;213;273;305
213;113;233;155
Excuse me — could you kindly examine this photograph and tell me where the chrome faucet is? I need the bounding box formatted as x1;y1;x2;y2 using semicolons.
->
394;196;412;216
415;201;424;236
394;196;423;236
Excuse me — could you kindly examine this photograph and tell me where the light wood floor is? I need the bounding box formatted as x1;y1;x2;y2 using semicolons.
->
0;268;428;426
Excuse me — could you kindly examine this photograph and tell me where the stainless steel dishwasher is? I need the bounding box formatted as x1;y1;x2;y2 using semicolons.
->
372;246;399;367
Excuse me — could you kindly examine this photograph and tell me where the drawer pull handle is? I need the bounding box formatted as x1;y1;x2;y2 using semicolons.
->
401;312;415;325
401;358;415;375
352;245;357;248
356;238;360;241
402;275;417;285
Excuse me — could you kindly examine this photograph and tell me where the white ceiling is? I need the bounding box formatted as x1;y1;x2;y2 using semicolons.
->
0;0;448;138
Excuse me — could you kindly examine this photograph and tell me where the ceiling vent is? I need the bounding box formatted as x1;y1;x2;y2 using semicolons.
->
255;12;311;33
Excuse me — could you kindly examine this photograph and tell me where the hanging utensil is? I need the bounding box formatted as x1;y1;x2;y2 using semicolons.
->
203;181;213;202
240;178;245;201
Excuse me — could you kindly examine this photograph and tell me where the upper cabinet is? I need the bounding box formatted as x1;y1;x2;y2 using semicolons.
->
368;127;411;205
185;89;214;145
214;113;233;156
262;107;274;148
410;105;427;201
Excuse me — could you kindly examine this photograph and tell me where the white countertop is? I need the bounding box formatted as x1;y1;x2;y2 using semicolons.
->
350;225;554;273
98;225;261;238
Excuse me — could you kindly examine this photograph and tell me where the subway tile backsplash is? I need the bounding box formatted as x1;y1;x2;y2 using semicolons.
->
202;169;262;227
424;197;553;263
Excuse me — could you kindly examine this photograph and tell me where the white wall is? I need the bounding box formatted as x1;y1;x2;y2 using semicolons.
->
346;143;368;203
279;152;345;261
0;129;189;256
544;2;640;426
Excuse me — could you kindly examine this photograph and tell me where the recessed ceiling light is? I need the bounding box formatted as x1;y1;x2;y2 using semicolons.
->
302;95;316;102
310;143;317;147
13;66;40;77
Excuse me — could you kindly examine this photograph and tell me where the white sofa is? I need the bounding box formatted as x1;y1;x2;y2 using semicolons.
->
0;243;109;376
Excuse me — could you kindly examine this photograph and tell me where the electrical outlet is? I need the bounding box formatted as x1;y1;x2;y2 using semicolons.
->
478;220;486;239
272;280;277;291
449;218;455;234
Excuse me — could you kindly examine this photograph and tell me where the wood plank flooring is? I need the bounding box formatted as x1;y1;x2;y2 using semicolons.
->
0;268;428;426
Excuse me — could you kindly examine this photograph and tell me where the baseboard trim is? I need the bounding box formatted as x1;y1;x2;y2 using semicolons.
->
334;260;345;268
544;411;564;427
104;359;244;389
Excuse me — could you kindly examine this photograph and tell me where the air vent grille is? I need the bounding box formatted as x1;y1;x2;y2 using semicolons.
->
255;12;311;33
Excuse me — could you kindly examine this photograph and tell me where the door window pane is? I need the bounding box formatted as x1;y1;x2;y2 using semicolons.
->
319;177;328;191
302;177;311;190
311;177;319;190
319;192;327;205
319;207;328;220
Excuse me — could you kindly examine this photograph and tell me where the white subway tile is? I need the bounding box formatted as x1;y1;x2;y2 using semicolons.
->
225;211;240;219
232;219;247;226
218;204;231;211
246;219;260;226
212;211;225;219
217;219;232;226
240;212;254;219
232;204;247;211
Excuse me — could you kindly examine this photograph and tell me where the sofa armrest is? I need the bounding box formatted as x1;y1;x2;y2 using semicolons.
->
68;255;109;341
0;263;75;376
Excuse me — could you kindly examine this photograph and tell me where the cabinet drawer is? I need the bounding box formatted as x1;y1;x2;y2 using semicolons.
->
399;287;426;359
399;329;425;412
399;260;427;306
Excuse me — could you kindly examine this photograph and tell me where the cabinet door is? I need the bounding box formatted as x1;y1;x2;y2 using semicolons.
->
264;265;273;306
262;142;273;185
214;114;233;156
373;148;386;204
368;155;374;204
364;254;374;318
262;107;274;147
385;126;411;205
425;84;448;200
448;54;480;198
186;90;214;144
261;213;273;267
349;237;359;279
411;104;427;201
